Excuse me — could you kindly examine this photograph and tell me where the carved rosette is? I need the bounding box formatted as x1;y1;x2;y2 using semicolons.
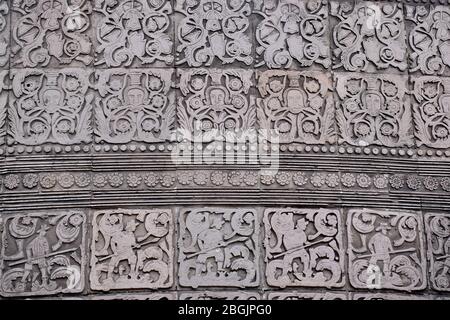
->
331;1;407;73
8;69;93;149
348;209;426;291
94;0;174;68
94;69;175;145
90;209;173;291
11;0;93;68
256;70;335;144
264;208;345;288
335;73;413;147
412;76;450;149
177;68;256;143
175;0;253;67
407;5;450;75
178;208;259;288
425;212;450;292
0;211;86;297
254;0;330;69
0;0;9;68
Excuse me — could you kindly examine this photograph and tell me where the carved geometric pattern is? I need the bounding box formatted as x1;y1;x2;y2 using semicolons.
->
330;1;407;73
178;69;255;143
267;291;347;300
348;209;427;291
94;0;174;68
412;76;450;149
425;212;450;292
178;208;259;288
90;209;173;291
254;0;330;69
0;211;86;297
8;69;93;148
407;5;450;75
11;0;94;68
0;0;9;68
175;0;253;67
264;208;345;288
335;72;413;147
94;69;175;145
256;70;335;144
179;291;260;300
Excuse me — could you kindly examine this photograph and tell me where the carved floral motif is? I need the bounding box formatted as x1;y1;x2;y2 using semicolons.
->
0;0;9;67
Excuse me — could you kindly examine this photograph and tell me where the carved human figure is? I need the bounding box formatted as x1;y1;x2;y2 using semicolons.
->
195;217;225;276
281;218;311;279
21;225;51;286
367;223;393;276
438;237;450;279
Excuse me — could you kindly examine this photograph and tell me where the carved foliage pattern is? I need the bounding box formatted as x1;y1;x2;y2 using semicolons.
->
0;0;8;67
178;208;259;287
264;208;345;288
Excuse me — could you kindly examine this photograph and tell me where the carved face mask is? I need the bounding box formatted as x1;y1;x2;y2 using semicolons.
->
126;88;145;107
42;89;63;114
203;1;223;31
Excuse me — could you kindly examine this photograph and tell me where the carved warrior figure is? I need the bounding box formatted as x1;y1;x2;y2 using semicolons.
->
90;209;173;291
330;1;407;72
11;0;93;67
0;212;86;297
264;208;344;288
257;70;335;144
425;213;450;291
8;69;93;147
348;209;426;291
175;0;253;66
412;76;450;149
94;0;174;67
407;5;450;75
95;69;175;144
178;69;255;143
179;208;259;287
254;0;330;69
335;73;413;147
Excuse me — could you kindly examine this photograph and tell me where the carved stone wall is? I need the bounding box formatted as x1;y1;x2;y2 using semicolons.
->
1;0;450;300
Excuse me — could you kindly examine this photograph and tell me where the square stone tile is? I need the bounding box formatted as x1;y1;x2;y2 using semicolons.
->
90;209;173;291
0;0;9;69
93;0;174;68
406;5;450;76
347;208;427;291
10;0;94;68
93;68;176;151
330;1;407;73
256;70;335;145
266;291;347;300
334;72;413;148
425;212;450;292
7;68;93;155
177;68;256;144
174;0;254;67
254;0;330;69
0;211;86;297
178;208;259;288
411;76;450;150
264;208;345;288
179;291;260;300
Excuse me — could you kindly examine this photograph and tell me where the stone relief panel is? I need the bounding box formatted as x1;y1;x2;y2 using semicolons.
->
90;292;176;300
178;208;259;288
175;0;253;67
406;5;450;76
348;209;426;291
0;211;86;297
264;208;345;288
254;0;330;69
177;69;255;143
179;291;260;300
90;209;173;291
330;1;407;73
0;0;9;68
425;212;450;292
256;70;335;145
11;0;93;68
335;73;413;148
351;293;427;300
94;69;175;147
412;76;450;149
93;0;174;68
0;70;7;146
8;69;93;151
266;291;347;300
